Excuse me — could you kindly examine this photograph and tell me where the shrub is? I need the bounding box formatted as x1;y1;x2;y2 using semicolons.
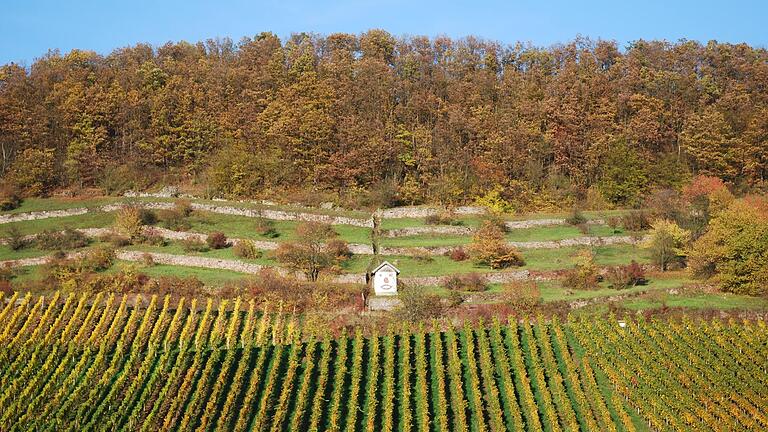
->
114;206;144;239
605;261;647;289
443;273;488;292
411;249;434;263
474;185;515;214
158;209;191;231
501;281;542;313
206;231;228;249
483;214;510;233
36;228;90;250
233;240;261;259
468;221;524;269
446;246;469;261
139;208;158;225
489;250;525;269
174;199;194;217
425;211;463;226
0;184;21;211
0;263;17;282
5;227;29;251
642;219;690;271
326;239;352;260
562;250;601;290
100;233;131;247
82;247;116;271
138;227;167;246
621;210;651;231
565;207;587;225
397;287;445;321
181;237;209;253
606;216;622;234
254;217;279;238
141;253;155;266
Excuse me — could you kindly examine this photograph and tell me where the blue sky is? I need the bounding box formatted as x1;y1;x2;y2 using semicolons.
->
1;0;766;65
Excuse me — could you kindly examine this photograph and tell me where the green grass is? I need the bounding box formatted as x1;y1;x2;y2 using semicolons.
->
0;212;115;236
521;245;649;272
379;224;637;248
185;212;372;244
539;272;690;302
116;261;252;285
622;292;768;310
0;245;53;261
123;242;279;266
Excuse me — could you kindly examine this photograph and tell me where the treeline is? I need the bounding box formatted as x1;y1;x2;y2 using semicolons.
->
1;31;767;208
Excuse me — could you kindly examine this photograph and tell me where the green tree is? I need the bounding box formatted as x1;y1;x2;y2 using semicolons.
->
642;219;690;271
273;222;350;281
7;147;57;196
688;197;768;296
598;143;650;207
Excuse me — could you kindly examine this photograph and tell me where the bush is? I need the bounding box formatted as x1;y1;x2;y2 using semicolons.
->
206;231;228;249
141;253;155;266
0;263;17;282
5;227;29;251
254;217;279;238
326;239;352;260
114;206;144;239
606;216;622;234
425;211;463;226
0;184;21;211
411;249;434;263
233;240;261;259
139;208;158;225
36;228;90;250
100;233;131;247
82;247;116;271
621;210;651;231
483;214;510;233
446;246;469;261
562;250;601;290
181;237;209;252
565;207;587;225
443;273;488;292
174;199;194;217
158;209;191;231
468;221;524;269
502;281;542;313
605;261;647;289
138;227;167;246
397;287;445;321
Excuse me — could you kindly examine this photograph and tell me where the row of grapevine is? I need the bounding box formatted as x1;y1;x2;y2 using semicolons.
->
1;291;766;431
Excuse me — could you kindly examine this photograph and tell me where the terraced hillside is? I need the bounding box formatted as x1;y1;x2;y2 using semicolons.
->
2;292;766;431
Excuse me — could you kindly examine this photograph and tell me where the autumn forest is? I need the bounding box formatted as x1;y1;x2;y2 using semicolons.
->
1;31;767;209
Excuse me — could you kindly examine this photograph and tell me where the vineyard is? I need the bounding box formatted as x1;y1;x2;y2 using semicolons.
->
1;291;767;431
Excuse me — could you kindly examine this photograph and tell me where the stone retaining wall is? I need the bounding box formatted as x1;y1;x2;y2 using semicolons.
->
399;270;531;286
0;208;90;224
382;225;474;237
376;206;487;219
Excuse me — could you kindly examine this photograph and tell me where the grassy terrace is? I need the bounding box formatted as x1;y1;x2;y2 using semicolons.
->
379;224;635;248
185;212;373;244
2;195;371;218
0;211;115;236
